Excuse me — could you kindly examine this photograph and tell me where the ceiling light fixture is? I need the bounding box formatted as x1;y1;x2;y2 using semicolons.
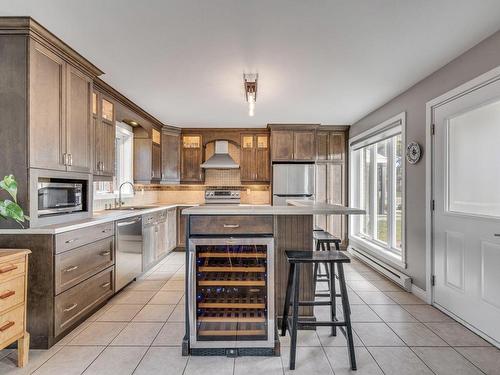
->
244;73;258;117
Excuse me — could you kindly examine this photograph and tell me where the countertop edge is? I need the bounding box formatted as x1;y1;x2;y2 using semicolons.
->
0;204;196;235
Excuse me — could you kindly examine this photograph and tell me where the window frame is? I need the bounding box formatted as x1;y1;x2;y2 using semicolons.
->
349;112;406;269
94;122;134;199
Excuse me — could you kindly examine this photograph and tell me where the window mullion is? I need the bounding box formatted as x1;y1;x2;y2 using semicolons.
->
388;138;395;249
370;144;377;240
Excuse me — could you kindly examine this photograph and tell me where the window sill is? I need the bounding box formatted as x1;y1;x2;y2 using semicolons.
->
349;235;406;269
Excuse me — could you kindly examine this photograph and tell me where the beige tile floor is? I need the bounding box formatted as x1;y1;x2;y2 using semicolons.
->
1;252;499;374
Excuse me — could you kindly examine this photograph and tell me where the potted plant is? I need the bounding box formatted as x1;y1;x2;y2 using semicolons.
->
0;175;29;227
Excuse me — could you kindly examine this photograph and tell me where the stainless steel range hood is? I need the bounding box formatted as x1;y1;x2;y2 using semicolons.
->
201;140;239;169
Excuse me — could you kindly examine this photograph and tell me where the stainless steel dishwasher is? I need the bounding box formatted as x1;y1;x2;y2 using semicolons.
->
115;216;143;291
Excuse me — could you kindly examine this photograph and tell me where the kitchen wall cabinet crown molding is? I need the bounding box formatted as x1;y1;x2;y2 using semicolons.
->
0;17;103;79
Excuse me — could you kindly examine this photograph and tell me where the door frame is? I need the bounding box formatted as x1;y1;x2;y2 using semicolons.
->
425;66;500;307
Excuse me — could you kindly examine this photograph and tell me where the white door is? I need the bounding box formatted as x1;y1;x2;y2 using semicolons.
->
432;77;500;347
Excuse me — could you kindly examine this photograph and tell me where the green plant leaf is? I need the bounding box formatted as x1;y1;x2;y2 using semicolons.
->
0;199;25;223
0;175;18;202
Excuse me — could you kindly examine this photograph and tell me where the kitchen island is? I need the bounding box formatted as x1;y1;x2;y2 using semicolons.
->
181;203;364;356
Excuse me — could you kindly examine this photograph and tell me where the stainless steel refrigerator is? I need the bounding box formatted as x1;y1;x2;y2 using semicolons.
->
272;163;315;205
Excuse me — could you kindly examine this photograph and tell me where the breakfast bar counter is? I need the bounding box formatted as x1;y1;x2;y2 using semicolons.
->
182;203;364;356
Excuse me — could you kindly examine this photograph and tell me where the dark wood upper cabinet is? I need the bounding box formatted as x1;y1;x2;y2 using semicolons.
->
151;130;161;181
316;131;346;161
270;127;316;161
271;130;294;160
93;92;115;179
134;127;162;183
329;132;345;161
30;40;94;173
240;133;270;182
29;41;67;171
181;134;203;183
66;65;92;173
240;135;255;181
293;131;315;160
161;129;181;184
316;131;329;160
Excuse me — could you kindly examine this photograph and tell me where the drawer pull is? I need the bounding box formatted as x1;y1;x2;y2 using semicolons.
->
223;224;240;228
63;265;79;273
100;282;111;289
0;264;17;274
63;303;78;312
0;321;14;332
102;229;111;233
65;238;78;244
100;251;111;257
0;290;15;299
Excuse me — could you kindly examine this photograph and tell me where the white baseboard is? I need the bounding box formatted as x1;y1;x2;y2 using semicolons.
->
411;284;427;302
348;246;412;291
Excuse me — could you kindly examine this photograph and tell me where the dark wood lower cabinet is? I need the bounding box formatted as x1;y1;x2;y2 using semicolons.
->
0;227;116;349
54;267;114;337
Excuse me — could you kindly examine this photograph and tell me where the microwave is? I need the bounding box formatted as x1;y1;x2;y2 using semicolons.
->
37;181;84;216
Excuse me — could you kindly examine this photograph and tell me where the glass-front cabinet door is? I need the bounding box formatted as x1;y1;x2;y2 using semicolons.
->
188;237;274;348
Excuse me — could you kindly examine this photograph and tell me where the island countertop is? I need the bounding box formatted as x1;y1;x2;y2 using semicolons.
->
182;201;365;215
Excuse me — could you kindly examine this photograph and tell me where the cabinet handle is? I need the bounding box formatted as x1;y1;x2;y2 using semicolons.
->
63;303;78;312
223;224;240;228
100;251;111;257
494;234;500;237
67;154;73;166
101;161;104;171
63;153;68;166
0;290;15;299
100;282;111;289
63;265;78;273
0;265;17;274
102;228;111;233
65;238;78;244
0;321;14;332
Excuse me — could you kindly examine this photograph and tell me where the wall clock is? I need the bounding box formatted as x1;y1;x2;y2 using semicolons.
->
406;141;421;164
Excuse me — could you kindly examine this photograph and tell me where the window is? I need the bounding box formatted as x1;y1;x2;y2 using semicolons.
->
94;122;134;197
350;113;405;266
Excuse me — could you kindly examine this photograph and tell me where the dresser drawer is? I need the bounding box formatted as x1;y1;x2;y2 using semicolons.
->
0;275;25;314
189;215;274;235
55;237;114;295
55;222;115;254
0;305;24;344
54;267;114;337
0;257;26;284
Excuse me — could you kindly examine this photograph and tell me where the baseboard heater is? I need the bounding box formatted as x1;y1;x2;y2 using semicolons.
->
348;247;412;291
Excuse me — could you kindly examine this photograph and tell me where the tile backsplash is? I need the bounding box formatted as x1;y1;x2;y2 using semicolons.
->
93;184;270;211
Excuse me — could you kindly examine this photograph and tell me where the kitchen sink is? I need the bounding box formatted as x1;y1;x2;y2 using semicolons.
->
108;205;159;211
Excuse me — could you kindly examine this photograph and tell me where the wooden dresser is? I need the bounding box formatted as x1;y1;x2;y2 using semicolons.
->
0;249;30;367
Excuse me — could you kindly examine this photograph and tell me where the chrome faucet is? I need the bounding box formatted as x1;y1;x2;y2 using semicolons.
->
116;181;135;208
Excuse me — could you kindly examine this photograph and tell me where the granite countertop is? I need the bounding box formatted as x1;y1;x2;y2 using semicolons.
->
0;203;196;235
182;201;365;215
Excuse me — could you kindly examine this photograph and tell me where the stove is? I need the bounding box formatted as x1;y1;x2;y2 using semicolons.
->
204;189;241;204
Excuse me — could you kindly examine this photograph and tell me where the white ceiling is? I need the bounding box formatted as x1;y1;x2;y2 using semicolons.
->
2;1;500;128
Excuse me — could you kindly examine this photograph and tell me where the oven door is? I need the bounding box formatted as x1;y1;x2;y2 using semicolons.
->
188;237;275;349
38;182;83;216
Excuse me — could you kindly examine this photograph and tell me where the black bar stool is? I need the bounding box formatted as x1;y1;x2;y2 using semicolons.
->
281;250;356;371
313;231;342;297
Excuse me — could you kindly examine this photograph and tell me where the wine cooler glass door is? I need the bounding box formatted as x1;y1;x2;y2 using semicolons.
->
189;237;274;349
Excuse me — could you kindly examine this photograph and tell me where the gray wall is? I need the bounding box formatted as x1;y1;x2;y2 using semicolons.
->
350;29;500;290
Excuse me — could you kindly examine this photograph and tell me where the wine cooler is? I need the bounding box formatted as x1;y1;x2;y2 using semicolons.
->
188;237;275;352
